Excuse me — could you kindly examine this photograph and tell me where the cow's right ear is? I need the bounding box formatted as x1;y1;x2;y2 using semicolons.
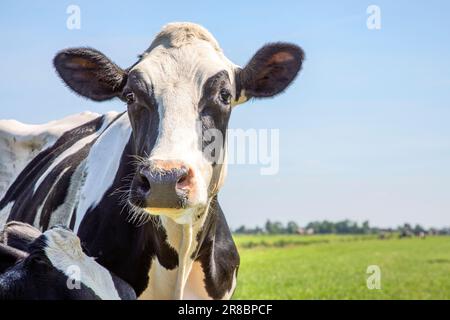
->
53;47;127;101
1;221;42;253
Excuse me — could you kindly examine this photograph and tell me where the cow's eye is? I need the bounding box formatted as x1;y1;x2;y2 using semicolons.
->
124;92;136;104
219;89;231;105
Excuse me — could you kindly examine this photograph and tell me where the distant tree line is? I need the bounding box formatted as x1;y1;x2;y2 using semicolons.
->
234;219;450;236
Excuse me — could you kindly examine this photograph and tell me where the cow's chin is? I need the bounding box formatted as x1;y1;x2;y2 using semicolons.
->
141;206;204;225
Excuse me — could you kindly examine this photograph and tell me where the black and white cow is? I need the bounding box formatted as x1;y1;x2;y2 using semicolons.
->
0;222;136;300
0;22;304;299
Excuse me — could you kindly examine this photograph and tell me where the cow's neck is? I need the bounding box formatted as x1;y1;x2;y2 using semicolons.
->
166;213;206;299
139;201;211;300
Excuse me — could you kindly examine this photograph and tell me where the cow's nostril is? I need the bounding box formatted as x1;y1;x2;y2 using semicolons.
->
176;169;190;190
177;175;187;185
138;170;151;193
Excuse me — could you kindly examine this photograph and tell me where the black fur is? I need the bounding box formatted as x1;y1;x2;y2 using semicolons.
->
53;48;127;101
239;42;304;98
1;116;106;226
0;227;136;300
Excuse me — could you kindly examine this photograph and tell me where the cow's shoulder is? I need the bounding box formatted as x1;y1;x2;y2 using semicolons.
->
0;112;100;199
0;111;123;230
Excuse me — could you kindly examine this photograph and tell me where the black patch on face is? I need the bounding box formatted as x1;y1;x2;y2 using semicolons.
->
124;70;160;157
199;70;232;152
199;70;233;195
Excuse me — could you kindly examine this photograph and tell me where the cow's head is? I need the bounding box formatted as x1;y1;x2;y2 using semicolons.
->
54;23;304;224
0;222;136;300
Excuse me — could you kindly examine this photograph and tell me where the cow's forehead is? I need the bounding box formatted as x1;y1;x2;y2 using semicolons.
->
130;23;238;95
133;45;234;88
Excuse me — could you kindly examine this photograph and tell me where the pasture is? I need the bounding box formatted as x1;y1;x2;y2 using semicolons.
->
232;234;450;299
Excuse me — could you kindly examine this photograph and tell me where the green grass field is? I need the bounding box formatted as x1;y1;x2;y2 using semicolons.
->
232;234;450;299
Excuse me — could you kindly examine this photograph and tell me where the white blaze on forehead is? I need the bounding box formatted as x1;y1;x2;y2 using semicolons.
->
43;227;121;300
133;22;239;162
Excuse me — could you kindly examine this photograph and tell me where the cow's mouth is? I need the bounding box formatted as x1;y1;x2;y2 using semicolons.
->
127;197;197;225
127;192;188;212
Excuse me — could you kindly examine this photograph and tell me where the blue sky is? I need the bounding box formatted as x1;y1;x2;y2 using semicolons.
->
1;1;449;228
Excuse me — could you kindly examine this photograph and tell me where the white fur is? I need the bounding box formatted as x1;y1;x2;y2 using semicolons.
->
44;227;121;300
48;161;87;228
33;112;118;194
34;167;70;230
184;261;212;299
0;112;100;199
0;202;14;230
140;256;179;300
73;113;131;232
140;212;208;299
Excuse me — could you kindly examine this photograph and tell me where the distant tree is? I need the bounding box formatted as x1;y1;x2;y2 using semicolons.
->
398;223;414;238
413;224;425;234
235;225;247;234
286;221;299;234
254;226;265;234
335;220;352;234
273;221;284;234
265;220;273;234
362;221;370;234
265;220;286;234
233;220;440;236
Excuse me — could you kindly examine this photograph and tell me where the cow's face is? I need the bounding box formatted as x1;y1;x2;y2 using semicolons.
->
54;23;304;224
0;224;136;300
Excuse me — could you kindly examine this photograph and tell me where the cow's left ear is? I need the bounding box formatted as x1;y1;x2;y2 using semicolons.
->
234;43;304;104
1;221;42;253
53;47;127;101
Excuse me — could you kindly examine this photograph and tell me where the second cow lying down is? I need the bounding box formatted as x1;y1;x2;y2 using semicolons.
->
0;222;136;300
